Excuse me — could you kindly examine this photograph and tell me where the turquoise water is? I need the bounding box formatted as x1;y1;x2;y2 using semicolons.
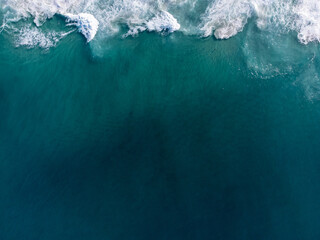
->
1;5;320;239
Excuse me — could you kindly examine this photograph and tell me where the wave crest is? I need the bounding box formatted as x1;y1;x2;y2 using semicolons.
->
200;0;320;45
2;0;320;46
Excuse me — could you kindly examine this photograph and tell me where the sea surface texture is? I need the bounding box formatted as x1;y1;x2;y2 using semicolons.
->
1;0;320;239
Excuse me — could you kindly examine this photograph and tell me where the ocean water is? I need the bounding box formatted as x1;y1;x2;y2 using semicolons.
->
1;1;320;239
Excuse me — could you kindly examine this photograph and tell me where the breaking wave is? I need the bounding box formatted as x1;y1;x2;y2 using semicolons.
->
200;0;320;45
0;0;186;46
1;0;320;47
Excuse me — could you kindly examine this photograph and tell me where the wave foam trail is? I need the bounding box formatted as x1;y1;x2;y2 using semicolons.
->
145;11;180;33
124;10;181;37
2;0;89;26
2;0;320;47
1;0;98;43
0;0;185;45
200;0;320;44
64;13;99;42
200;0;252;39
14;24;68;49
88;0;183;38
295;0;320;44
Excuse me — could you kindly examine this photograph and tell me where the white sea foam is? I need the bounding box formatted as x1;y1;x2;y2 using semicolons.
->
295;0;320;44
200;0;252;39
14;24;67;49
64;13;99;42
124;10;180;37
87;0;182;38
200;0;320;44
146;11;180;33
2;0;320;46
2;0;88;25
1;0;97;43
0;0;185;45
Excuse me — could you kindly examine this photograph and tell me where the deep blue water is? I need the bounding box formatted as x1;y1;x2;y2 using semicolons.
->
1;20;320;239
